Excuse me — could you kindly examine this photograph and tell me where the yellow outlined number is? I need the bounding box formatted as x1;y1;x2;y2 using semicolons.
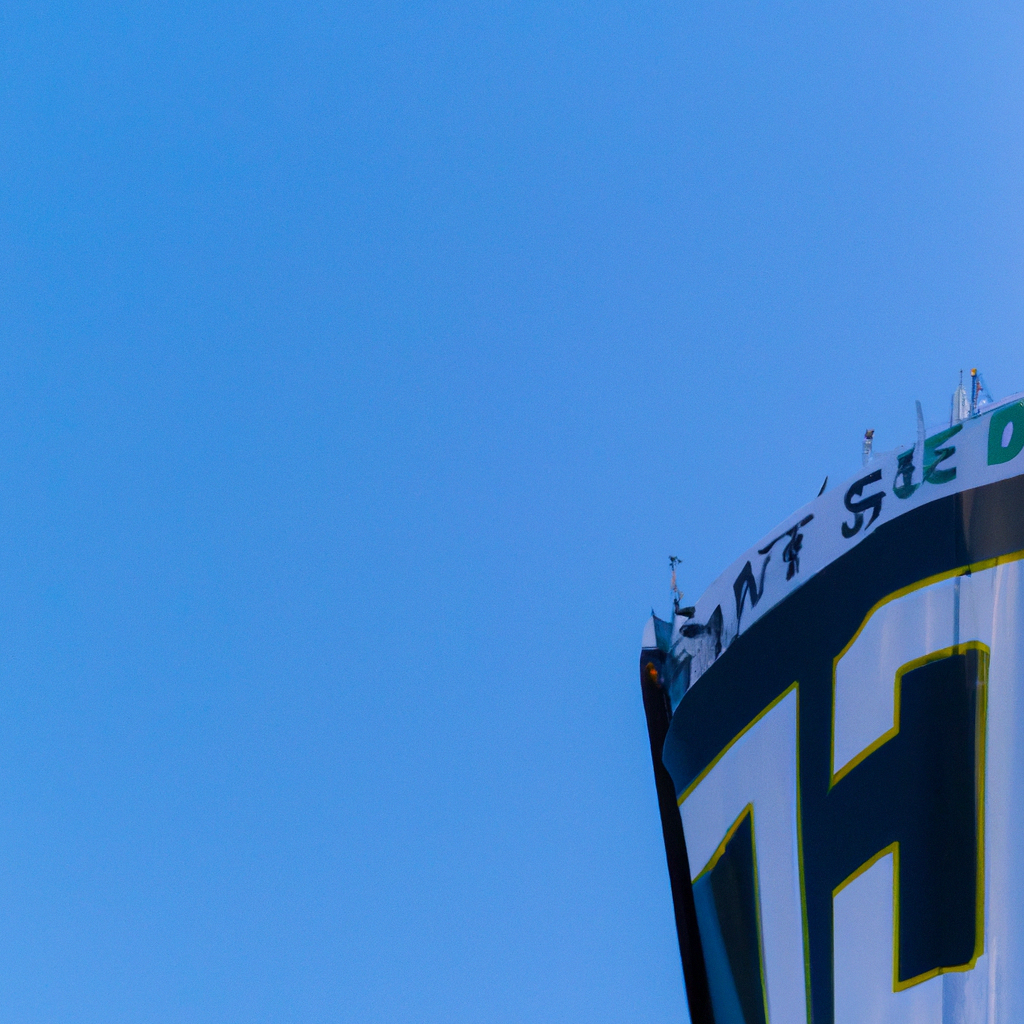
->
829;571;989;992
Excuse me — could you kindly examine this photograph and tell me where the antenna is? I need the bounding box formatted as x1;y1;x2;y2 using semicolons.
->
862;429;875;467
951;371;969;424
976;369;993;408
669;556;682;614
669;556;694;618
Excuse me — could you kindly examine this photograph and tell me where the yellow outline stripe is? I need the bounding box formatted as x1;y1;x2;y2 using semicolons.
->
679;682;798;806
830;546;1024;785
831;649;988;992
694;803;754;882
693;803;772;1024
832;643;986;787
682;684;809;1023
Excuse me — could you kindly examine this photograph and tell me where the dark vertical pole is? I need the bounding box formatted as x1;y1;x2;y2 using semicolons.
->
640;648;715;1024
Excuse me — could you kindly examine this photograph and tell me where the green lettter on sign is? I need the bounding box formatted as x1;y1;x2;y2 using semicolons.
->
989;402;1024;466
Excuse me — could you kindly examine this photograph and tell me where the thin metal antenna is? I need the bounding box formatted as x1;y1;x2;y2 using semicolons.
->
669;555;683;616
862;429;875;467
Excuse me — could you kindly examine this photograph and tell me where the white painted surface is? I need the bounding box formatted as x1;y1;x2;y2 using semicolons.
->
832;853;942;1024
829;561;1024;1023
681;690;808;1024
833;576;957;778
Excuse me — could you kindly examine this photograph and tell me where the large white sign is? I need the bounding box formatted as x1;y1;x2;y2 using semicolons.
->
651;393;1024;1024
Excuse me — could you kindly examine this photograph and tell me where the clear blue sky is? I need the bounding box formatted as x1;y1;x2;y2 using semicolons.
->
0;2;1022;1021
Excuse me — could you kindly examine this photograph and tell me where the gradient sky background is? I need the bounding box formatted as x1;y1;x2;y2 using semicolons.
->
1;2;1023;1022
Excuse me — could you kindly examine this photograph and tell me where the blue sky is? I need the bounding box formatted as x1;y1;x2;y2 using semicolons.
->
0;1;1023;1021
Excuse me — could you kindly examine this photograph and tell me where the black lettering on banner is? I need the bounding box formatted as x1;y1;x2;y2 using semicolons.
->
733;560;770;628
759;515;814;581
681;604;725;660
841;470;884;539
